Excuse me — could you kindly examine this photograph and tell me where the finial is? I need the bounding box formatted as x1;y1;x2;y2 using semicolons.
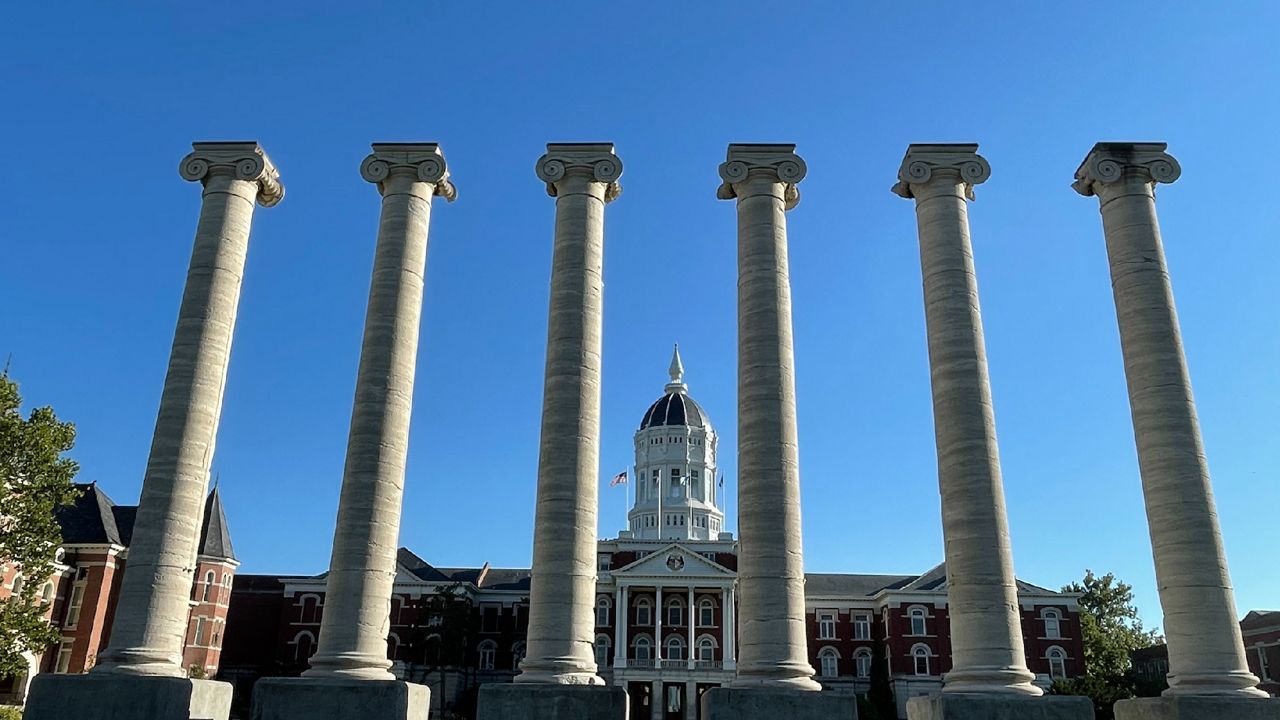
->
665;344;687;395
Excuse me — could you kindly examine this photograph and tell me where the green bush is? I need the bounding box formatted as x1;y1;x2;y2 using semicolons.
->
0;705;25;720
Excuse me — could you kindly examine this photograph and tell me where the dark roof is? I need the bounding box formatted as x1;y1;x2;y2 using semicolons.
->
56;483;232;558
397;548;452;582
639;392;707;430
198;487;236;561
56;483;125;545
1242;610;1280;630
231;574;287;592
804;573;915;597
438;567;532;591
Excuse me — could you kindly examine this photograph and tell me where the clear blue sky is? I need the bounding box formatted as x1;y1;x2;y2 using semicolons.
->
3;3;1277;632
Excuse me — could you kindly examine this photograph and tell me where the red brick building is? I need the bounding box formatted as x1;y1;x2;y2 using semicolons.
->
0;482;237;705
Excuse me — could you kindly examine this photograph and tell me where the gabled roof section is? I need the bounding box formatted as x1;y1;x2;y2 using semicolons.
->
1242;610;1280;630
894;562;1059;595
439;566;532;592
56;483;125;545
396;547;452;582
198;487;236;561
612;543;734;577
804;573;915;597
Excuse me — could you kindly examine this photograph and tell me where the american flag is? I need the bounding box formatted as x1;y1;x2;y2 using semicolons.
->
610;470;628;486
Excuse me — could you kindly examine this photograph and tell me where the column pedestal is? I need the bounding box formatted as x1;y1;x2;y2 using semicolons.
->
251;678;429;720
23;674;232;720
701;687;857;720
1114;696;1280;720
908;694;1094;720
477;684;627;720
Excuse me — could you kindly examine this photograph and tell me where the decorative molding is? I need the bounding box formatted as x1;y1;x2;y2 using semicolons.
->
1072;142;1180;197
535;143;622;201
179;141;284;207
360;143;456;201
891;144;990;201
716;143;807;210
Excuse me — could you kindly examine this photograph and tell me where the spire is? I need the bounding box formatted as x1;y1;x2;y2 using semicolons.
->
665;344;687;394
198;486;236;561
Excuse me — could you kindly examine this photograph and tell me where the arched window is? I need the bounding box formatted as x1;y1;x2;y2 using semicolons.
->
596;595;612;627
854;648;872;678
667;597;684;627
696;635;716;662
818;647;840;678
293;631;315;662
41;582;54;604
635;597;652;626
513;641;527;671
11;575;23;596
698;598;715;627
594;635;610;668
390;596;402;625
665;636;685;661
299;594;322;624
423;634;442;665
478;640;497;671
633;635;652;662
387;633;400;661
1042;608;1062;639
908;606;928;636
202;571;215;602
223;574;232;588
1047;646;1068;680
911;644;931;676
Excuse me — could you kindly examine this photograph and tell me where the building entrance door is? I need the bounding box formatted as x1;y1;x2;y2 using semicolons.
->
662;682;684;720
628;681;651;720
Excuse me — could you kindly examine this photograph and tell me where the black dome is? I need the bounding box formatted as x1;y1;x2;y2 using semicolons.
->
639;392;707;430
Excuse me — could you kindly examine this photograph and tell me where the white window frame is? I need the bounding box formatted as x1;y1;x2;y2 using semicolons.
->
633;635;652;662
1047;646;1068;680
594;635;610;668
596;595;612;627
912;644;931;676
698;598;715;627
854;613;871;640
293;631;316;662
908;606;928;636
194;616;207;646
665;635;685;661
1042;608;1062;639
818;647;839;678
478;640;497;670
65;580;86;628
202;570;215;602
55;640;74;673
697;635;716;662
817;610;837;640
667;598;684;627
635;598;652;626
855;649;872;678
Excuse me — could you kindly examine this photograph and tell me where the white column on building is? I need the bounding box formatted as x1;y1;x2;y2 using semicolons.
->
95;142;282;677
891;144;1041;695
685;681;697;720
688;587;696;670
305;144;455;680
723;585;736;670
717;143;819;690
651;679;664;720
614;585;627;668
518;144;623;686
656;587;664;664
1074;143;1266;698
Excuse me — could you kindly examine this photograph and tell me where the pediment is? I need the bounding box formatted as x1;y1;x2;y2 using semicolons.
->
613;543;733;578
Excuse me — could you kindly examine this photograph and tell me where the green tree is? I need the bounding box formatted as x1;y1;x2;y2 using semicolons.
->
866;638;897;720
1052;570;1161;719
0;372;81;679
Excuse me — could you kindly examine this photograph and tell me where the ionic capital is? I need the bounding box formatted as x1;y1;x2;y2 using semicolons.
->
716;143;807;210
1072;142;1180;197
535;143;622;202
179;141;284;207
891;144;990;201
360;143;456;201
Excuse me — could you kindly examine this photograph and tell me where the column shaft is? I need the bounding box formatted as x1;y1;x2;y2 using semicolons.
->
307;145;454;680
718;144;818;690
96;143;281;677
614;585;627;668
518;144;622;685
893;145;1039;695
1075;143;1263;697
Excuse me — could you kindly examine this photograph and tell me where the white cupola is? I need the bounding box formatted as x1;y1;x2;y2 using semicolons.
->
626;345;726;540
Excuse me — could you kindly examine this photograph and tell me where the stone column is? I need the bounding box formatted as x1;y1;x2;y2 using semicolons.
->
894;145;1091;720
306;143;455;680
614;585;627;668
688;587;695;670
252;144;453;720
24;142;281;720
656;587;664;663
1075;143;1279;720
723;586;735;670
891;144;1039;696
715;144;818;692
479;144;627;719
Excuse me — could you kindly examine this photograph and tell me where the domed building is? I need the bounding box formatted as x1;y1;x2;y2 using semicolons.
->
627;346;727;541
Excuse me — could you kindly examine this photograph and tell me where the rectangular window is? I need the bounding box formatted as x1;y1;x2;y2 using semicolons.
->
597;555;611;571
636;603;652;626
480;605;500;633
668;603;682;627
1259;646;1272;681
818;611;837;640
65;582;86;628
194;616;206;646
854;614;871;640
55;641;74;673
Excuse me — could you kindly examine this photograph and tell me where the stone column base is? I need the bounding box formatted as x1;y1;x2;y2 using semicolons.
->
701;687;859;720
23;673;232;720
251;677;429;720
476;683;628;720
907;694;1095;720
1115;696;1280;720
